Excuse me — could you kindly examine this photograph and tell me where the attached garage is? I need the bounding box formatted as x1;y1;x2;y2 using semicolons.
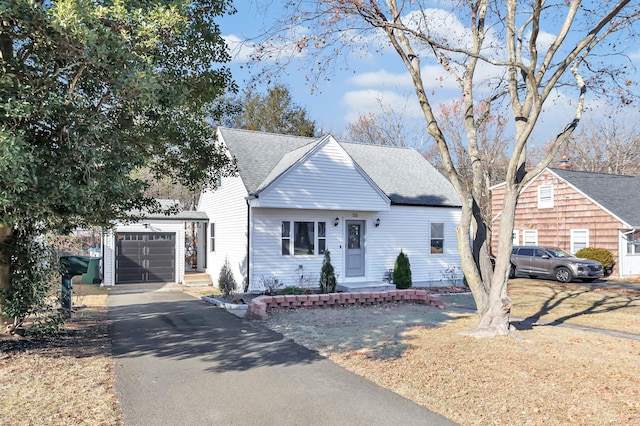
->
101;205;209;287
115;232;176;284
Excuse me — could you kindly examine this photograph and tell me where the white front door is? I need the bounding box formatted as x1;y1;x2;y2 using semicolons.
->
345;220;365;277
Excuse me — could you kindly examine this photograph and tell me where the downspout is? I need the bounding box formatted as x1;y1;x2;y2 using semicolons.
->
245;199;251;292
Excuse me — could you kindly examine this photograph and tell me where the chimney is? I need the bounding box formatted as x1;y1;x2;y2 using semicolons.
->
557;156;571;170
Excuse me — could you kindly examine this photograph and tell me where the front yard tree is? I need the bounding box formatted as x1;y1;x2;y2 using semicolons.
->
0;0;237;331
255;1;639;336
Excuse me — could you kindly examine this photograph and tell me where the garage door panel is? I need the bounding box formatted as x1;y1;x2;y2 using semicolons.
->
115;232;176;284
147;247;175;256
146;258;175;268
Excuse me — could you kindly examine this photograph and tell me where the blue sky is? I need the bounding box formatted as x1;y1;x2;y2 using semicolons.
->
219;2;640;143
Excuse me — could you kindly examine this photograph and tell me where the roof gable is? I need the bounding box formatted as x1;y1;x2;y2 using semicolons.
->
550;168;640;228
217;127;461;208
256;136;390;210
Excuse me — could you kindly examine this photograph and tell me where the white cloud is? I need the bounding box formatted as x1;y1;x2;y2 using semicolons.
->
339;89;424;124
348;69;412;88
223;34;256;62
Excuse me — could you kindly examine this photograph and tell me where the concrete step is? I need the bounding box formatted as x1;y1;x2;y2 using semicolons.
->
336;282;396;293
183;272;213;287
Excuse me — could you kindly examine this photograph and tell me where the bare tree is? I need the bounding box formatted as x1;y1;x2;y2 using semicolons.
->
553;113;640;175
344;96;427;152
253;1;639;337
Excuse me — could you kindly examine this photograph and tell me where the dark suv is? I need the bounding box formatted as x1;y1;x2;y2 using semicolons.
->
510;246;604;283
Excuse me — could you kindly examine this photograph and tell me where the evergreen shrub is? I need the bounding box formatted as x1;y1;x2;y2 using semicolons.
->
319;250;337;293
394;250;412;289
218;258;237;296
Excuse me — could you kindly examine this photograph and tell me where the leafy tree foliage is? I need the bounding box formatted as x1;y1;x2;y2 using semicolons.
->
226;84;317;136
0;0;237;330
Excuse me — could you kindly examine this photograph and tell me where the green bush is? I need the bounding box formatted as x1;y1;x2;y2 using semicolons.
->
575;247;615;274
394;249;412;289
218;258;237;296
319;250;337;293
278;286;304;295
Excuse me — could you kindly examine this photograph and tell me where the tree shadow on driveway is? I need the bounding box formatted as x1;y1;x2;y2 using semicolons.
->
108;294;325;373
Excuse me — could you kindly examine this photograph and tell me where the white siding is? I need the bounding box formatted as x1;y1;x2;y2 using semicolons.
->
198;175;249;291
247;205;462;291
255;138;390;211
103;230;115;286
619;231;640;276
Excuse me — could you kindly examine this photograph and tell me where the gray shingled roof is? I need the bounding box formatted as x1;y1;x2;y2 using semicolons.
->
218;127;461;208
551;168;640;228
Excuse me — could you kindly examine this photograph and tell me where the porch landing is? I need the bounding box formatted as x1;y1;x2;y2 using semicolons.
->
337;281;395;293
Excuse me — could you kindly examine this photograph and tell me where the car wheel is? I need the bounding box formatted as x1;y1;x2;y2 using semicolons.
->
555;267;572;283
509;265;516;279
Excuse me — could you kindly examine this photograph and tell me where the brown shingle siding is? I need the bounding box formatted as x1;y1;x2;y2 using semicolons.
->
491;169;624;275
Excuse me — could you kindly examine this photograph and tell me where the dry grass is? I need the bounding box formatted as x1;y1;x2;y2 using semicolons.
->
265;280;640;426
1;280;639;426
0;284;122;426
509;279;640;334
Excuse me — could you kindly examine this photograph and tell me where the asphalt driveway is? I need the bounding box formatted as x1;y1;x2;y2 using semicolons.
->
108;286;456;426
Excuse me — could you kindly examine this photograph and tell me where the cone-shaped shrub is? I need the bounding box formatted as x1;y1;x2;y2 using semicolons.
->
319;250;337;293
218;258;237;296
394;249;412;289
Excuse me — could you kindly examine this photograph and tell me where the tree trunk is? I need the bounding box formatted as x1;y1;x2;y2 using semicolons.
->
462;187;519;337
0;225;12;329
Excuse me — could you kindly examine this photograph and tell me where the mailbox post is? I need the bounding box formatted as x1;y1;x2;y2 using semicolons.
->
60;256;91;313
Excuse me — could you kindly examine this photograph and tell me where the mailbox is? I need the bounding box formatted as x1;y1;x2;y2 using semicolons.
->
60;256;91;313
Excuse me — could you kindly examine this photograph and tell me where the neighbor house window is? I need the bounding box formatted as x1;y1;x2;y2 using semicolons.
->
570;229;588;253
512;231;519;245
523;229;538;246
538;184;554;209
210;223;215;252
430;223;444;254
626;230;640;255
281;221;326;256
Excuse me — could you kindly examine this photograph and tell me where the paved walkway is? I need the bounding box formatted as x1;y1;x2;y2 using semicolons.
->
108;285;456;426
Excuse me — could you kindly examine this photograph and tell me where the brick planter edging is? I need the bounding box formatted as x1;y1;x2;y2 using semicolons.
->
247;289;445;320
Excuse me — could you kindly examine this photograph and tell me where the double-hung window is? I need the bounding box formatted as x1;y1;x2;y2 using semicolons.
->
430;223;444;254
523;229;538;246
570;229;588;253
538;184;554;208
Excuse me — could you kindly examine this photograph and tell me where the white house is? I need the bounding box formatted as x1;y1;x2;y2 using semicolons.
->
198;127;463;293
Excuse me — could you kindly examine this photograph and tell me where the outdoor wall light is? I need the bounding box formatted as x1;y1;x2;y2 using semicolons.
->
334;217;340;227
375;218;381;227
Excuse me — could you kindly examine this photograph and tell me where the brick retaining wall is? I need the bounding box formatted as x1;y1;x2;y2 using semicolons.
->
247;289;445;320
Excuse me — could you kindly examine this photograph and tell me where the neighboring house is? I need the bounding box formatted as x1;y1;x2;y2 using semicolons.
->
198;127;463;293
491;166;640;277
101;200;209;286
